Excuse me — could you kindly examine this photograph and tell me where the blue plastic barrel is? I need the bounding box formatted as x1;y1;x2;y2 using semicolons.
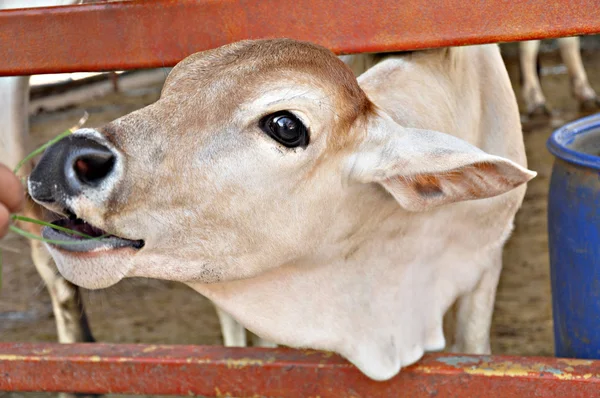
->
547;112;600;359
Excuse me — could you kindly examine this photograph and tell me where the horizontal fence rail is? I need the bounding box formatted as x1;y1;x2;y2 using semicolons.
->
1;0;600;76
1;343;600;397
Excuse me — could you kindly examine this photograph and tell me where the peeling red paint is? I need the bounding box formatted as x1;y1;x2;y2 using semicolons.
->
2;343;600;396
1;0;600;76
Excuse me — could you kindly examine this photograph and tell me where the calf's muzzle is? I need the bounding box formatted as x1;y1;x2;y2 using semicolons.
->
29;135;116;207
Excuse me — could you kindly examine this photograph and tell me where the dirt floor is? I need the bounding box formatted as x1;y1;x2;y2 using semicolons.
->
1;47;600;396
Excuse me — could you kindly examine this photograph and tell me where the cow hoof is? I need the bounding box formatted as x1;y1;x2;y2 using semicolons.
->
579;97;600;113
528;104;552;119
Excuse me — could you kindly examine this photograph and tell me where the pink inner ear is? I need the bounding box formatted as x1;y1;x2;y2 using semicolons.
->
382;156;533;212
400;165;480;199
410;162;513;199
384;162;512;211
412;174;443;196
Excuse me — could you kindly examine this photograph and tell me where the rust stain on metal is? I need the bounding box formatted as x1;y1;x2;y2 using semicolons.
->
464;361;555;378
142;345;158;353
31;348;52;355
1;0;600;75
0;354;41;361
437;355;600;382
557;358;594;366
225;357;274;369
185;357;212;364
215;387;262;398
301;349;336;359
412;364;434;374
552;372;596;381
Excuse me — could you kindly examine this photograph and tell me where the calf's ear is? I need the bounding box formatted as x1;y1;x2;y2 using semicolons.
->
346;113;536;212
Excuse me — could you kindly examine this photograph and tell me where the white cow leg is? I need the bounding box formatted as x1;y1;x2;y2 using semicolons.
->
450;249;502;354
215;306;247;347
216;306;277;347
252;335;278;348
519;40;550;117
0;76;29;169
31;239;95;344
30;238;98;398
558;36;600;111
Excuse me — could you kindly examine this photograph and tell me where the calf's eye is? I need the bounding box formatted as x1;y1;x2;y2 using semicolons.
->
259;111;309;148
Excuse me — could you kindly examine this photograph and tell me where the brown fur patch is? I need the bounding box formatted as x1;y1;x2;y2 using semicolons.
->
473;162;496;173
474;162;512;187
162;39;372;128
409;162;501;200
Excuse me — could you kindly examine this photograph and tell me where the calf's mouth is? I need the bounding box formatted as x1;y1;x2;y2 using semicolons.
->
43;216;145;253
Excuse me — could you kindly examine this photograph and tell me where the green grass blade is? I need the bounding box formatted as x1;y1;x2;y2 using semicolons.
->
13;111;89;175
11;215;95;239
2;112;93;291
13;130;72;174
9;225;109;245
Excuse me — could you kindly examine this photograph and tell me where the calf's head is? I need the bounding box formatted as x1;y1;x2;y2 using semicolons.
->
29;39;534;379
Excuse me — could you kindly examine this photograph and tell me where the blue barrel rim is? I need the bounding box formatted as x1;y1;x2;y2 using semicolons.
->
547;112;600;170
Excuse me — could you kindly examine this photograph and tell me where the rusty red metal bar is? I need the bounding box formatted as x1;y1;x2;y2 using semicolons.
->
1;343;600;397
1;0;600;76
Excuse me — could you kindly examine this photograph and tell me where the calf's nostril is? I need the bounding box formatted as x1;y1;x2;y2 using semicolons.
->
70;148;116;187
29;134;118;206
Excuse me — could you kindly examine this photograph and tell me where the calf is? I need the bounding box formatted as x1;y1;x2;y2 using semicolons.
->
29;39;535;380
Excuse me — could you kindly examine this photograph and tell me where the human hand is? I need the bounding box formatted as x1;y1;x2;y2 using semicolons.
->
0;163;25;238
